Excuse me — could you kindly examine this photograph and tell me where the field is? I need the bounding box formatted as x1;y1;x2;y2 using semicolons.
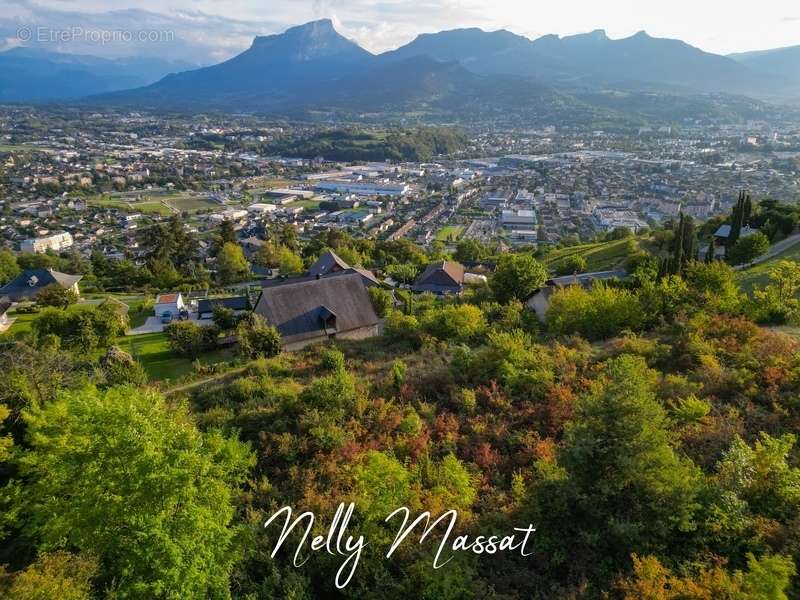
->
738;243;800;292
435;225;464;242
541;238;640;273
286;199;322;210
116;332;231;382
88;192;218;215
0;143;54;154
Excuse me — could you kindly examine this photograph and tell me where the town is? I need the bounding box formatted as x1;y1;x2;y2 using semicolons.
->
3;8;800;598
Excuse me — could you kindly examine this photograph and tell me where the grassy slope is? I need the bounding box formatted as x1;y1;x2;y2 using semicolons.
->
436;225;464;242
738;243;800;292
116;332;230;382
541;238;640;273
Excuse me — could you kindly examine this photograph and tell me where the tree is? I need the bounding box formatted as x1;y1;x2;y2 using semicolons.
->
421;304;486;343
368;286;393;318
213;220;237;256
547;282;644;340
216;242;250;285
32;304;126;354
212;304;238;332
279;224;299;251
751;260;800;324
385;263;419;284
164;321;219;359
555;254;588;276
35;284;77;309
716;433;800;521
618;553;795;600
609;226;633;240
454;239;489;263
236;314;282;359
684;260;743;315
728;232;770;265
705;235;717;263
99;347;147;387
0;249;19;286
277;246;304;276
530;355;702;583
491;254;548;303
0;551;97;600
17;386;254;598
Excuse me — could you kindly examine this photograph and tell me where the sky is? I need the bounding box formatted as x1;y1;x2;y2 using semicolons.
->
1;0;798;65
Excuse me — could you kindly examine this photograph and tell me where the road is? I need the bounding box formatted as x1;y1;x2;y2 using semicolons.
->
734;232;800;271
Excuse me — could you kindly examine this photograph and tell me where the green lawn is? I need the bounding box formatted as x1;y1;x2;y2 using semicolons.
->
0;143;54;153
286;199;322;210
88;195;172;216
1;310;39;337
738;243;800;292
435;225;464;242
542;238;640;273
117;332;231;382
165;196;218;212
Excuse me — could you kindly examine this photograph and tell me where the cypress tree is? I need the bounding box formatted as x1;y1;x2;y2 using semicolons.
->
705;236;716;263
743;193;753;226
673;213;685;275
730;191;745;244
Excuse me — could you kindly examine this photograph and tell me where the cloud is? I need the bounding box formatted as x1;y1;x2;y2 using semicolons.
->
0;1;288;63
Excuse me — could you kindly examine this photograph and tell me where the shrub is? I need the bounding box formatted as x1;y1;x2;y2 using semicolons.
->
547;282;644;340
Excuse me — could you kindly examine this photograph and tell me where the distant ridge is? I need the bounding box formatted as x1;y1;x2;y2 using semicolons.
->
72;20;800;119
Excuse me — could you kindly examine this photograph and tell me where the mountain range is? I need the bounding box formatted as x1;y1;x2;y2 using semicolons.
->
4;20;800;122
0;47;194;102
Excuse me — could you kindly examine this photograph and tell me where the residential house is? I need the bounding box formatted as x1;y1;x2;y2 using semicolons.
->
153;293;186;318
254;273;379;351
198;296;250;320
308;250;380;287
713;224;760;248
412;261;465;295
0;269;83;302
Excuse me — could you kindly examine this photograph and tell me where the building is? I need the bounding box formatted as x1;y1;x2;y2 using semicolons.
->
480;192;511;210
198;296;250;320
509;230;539;244
713;224;760;247
0;269;82;302
501;209;537;229
247;203;278;215
307;250;380;287
154;293;186;318
412;261;465;295
21;232;74;254
254;273;380;350
314;180;410;197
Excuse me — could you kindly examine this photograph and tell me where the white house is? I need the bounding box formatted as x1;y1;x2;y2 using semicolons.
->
154;293;186;318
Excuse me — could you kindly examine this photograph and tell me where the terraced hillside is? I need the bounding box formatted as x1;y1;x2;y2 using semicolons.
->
541;237;642;274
